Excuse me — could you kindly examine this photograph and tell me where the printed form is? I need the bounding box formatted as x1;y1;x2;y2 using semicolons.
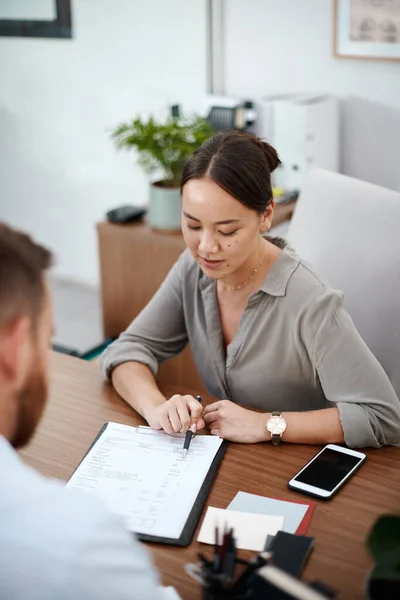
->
66;422;223;539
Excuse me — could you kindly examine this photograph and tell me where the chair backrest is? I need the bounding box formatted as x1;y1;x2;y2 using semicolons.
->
288;168;400;398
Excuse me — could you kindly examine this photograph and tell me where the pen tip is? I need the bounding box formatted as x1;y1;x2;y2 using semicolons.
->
182;449;187;460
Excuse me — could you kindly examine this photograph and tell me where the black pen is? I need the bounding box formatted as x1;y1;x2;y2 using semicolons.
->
213;525;219;572
223;529;236;581
182;395;202;459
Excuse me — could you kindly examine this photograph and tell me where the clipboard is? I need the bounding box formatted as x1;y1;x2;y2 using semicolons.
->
67;422;228;547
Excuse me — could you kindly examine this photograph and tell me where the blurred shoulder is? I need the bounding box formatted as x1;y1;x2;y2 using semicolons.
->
0;481;160;600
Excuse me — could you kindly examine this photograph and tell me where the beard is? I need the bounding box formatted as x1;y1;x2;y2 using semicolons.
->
11;364;48;449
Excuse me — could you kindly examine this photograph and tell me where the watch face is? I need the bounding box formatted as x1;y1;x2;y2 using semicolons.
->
268;416;286;435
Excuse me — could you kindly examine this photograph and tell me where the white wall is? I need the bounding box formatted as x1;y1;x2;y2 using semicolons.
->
222;0;400;191
0;0;208;285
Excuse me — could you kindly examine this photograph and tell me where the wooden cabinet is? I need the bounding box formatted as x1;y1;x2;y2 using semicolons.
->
97;220;207;392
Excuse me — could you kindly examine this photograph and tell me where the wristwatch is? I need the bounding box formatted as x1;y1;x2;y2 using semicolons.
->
266;412;287;445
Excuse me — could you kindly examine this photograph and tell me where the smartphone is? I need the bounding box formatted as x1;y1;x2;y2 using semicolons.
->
288;444;366;500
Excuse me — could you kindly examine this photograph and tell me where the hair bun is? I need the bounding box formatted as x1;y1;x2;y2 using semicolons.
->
261;141;281;173
238;132;281;173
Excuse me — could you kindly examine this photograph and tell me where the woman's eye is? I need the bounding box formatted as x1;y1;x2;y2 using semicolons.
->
187;223;201;231
220;230;238;237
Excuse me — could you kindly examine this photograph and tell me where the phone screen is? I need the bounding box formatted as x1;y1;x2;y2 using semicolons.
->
293;448;363;491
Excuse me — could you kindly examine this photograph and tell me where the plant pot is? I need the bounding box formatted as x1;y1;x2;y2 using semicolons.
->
148;181;181;231
365;569;400;600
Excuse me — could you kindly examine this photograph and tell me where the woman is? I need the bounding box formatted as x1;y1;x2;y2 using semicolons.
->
101;131;400;448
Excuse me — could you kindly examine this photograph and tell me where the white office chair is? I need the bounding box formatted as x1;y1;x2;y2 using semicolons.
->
288;168;400;398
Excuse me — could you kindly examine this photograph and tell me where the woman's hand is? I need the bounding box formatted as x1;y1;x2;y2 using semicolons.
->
146;394;205;435
203;400;268;443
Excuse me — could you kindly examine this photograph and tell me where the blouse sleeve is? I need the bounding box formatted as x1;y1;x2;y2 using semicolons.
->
304;291;400;448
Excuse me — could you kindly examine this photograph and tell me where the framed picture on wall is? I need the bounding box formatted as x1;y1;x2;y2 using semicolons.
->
333;0;400;61
0;0;72;38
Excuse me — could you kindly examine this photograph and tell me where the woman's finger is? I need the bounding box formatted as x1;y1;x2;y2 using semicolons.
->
185;395;204;420
203;401;222;415
203;411;219;424
167;405;182;433
196;417;205;430
159;413;174;435
176;403;191;433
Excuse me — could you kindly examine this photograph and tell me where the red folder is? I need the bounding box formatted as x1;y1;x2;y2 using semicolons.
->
270;496;316;535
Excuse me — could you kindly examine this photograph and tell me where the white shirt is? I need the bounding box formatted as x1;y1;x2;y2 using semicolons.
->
0;435;163;600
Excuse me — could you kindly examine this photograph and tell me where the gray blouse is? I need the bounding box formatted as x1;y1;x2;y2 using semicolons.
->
101;242;400;448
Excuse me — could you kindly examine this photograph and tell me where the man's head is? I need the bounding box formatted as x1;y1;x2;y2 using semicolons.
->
0;223;53;448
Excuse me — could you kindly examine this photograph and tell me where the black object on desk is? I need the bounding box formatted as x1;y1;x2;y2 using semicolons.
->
194;527;259;600
265;531;314;577
187;528;334;600
252;532;335;600
106;205;147;224
252;565;334;600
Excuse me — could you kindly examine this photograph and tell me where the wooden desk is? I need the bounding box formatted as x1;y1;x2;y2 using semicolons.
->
20;353;400;600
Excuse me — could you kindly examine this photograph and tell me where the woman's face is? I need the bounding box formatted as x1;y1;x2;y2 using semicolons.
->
181;177;271;281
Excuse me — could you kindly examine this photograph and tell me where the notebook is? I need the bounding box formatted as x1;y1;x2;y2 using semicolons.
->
66;422;226;546
227;492;315;535
197;506;284;552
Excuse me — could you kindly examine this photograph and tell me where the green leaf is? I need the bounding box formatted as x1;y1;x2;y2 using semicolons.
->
368;515;400;572
368;567;400;600
371;565;400;581
110;113;214;185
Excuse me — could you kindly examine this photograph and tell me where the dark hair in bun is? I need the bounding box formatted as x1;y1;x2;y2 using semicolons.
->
181;130;281;213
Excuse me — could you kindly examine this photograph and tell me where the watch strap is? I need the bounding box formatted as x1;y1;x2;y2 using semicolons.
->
270;411;283;445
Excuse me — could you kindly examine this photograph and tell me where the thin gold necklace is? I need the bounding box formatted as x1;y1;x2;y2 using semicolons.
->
222;245;265;291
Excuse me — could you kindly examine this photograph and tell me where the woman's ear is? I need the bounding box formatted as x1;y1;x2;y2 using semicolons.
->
259;200;275;232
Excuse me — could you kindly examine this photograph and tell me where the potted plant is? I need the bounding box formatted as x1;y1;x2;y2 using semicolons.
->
111;114;213;231
366;515;400;599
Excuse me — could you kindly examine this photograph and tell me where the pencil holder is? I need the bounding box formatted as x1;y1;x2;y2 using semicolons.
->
189;527;270;600
199;559;257;600
201;584;252;600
